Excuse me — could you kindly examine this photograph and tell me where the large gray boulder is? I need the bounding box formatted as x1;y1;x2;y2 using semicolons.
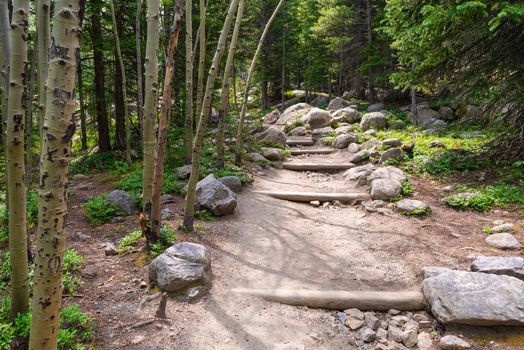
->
263;109;281;124
360;112;388;131
471;256;524;281
370;179;402;200
218;176;242;193
311;126;334;140
254;127;286;146
276;103;311;125
327;97;350;110
332;134;358;149
287;126;308;136
343;163;376;185
334;125;354;135
331;107;361;124
261;147;285;161
368;166;407;183
311;94;329;107
366;103;385;112
107;190;136;215
148;242;211;293
379;148;404;164
175;164;192;180
300;107;332;129
408;106;442;126
196;175;237;216
396;199;430;215
485;233;522;250
422;270;524;325
349;150;369;164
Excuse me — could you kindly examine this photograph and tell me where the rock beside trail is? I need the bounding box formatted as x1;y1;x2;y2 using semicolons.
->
396;199;430;215
332;107;361;124
254;127;286;146
422;266;454;279
370;179;402;201
311;94;329;107
381;138;402;148
343;163;376;185
218;176;242;193
328;97;350;110
246;153;268;163
366;103;385;112
311;126;334;139
276;103;311;125
485;233;522;250
368;166;407;183
300;107;332;129
379;148;404;164
261;147;285;161
344;308;365;330
428;140;445;148
263;109;281;124
439;335;471;350
347;143;360;153
360;112;387;131
417;332;433;350
334;125;354;135
175;164;192;179
107;190;136;215
409;106;442;126
72;173;88;181
333;134;358;149
471;256;524;281
438;106;455;121
442;192;479;206
287;126;308;136
148;242;211;293
349;150;369;164
196;175;237;216
422;269;524;325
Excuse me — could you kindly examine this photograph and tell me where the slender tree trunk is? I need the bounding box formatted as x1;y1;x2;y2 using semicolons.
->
0;0;10;148
26;36;37;187
78;51;88;150
365;0;374;102
338;48;343;96
195;0;206;124
92;4;111;152
217;0;244;169
110;0;131;164
281;21;286;106
36;0;50;144
142;0;161;206
29;0;81;346
136;0;144;138
183;0;193;164
149;0;185;241
6;0;30;319
234;0;285;165
182;0;240;232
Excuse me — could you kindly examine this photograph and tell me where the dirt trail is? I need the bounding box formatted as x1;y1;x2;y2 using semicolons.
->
71;147;522;349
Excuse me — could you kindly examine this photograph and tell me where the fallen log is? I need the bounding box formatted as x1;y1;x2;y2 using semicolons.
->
286;139;315;146
288;148;334;155
253;190;370;202
231;288;426;311
282;162;355;171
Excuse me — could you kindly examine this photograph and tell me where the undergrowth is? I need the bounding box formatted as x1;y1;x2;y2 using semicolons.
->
83;194;123;226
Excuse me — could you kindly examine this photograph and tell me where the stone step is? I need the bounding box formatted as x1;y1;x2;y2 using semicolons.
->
253;190;370;202
286;138;315;146
288;148;334;155
282;162;354;171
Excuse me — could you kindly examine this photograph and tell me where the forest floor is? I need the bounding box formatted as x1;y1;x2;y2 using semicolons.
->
62;146;524;349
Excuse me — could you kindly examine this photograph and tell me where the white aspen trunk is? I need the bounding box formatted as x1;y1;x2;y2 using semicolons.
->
183;0;193;164
195;0;206;123
29;0;81;347
234;0;285;165
36;0;50;143
0;0;10;146
136;0;144;138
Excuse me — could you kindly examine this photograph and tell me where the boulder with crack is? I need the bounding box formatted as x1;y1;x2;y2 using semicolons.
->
196;175;237;216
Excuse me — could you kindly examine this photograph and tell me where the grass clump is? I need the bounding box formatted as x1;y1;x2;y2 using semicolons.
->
284;119;306;133
402;207;431;216
84;194;122;226
442;192;495;212
401;179;415;196
71;151;131;176
118;230;143;254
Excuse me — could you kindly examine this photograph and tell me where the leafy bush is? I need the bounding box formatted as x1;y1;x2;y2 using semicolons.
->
443;193;495;212
118;230;143;254
401;179;415;196
71;152;130;175
149;226;178;257
84;194;122;226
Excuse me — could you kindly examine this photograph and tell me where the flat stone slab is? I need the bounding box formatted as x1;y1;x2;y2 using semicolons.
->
422;270;524;326
288;148;334;155
286;138;315;146
471;256;524;281
485;233;522;250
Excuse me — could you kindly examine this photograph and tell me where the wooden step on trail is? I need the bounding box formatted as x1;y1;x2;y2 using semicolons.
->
282;162;354;171
286;138;315;146
253;190;370;202
231;288;426;311
288;148;334;155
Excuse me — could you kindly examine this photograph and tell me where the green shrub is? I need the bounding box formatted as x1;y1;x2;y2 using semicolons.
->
443;193;495;212
118;230;143;254
149;226;178;257
0;322;14;350
71;152;129;175
401;179;415;196
84;194;122;226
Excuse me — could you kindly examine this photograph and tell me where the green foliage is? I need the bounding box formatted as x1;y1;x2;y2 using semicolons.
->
401;180;415;196
149;226;178;257
483;226;493;234
399;206;431;217
443;192;495;212
284;119;306;133
26;189;39;227
84;194;122;226
118;230;143;254
71;152;124;175
62;249;85;294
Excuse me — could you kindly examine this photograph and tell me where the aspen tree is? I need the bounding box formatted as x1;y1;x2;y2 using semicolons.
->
183;0;193;164
136;0;144;135
234;0;285;165
149;0;185;241
195;0;206;123
182;0;240;232
36;0;50;140
217;0;244;168
110;0;132;164
142;0;161;206
6;0;30;318
0;0;10;145
29;0;81;347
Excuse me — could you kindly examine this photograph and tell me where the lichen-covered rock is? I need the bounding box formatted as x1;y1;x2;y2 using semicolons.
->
327;97;350;110
379;148;404;164
276;103;311;125
148;242;211;293
107;190;136;215
175;164;192;179
287;126;308;136
263;109;281;124
370;179;402;200
360;112;387;131
471;256;524;281
333;134;358;149
422;270;524;325
218;176;242;193
300;107;332;129
348;150;369;164
261;147;285;161
408;106;442;126
196;175;237;216
332;107;361;124
254;127;287;146
396;199;430;215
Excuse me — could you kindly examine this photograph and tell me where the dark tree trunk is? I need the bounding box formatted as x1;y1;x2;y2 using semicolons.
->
114;51;126;150
92;6;111;152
